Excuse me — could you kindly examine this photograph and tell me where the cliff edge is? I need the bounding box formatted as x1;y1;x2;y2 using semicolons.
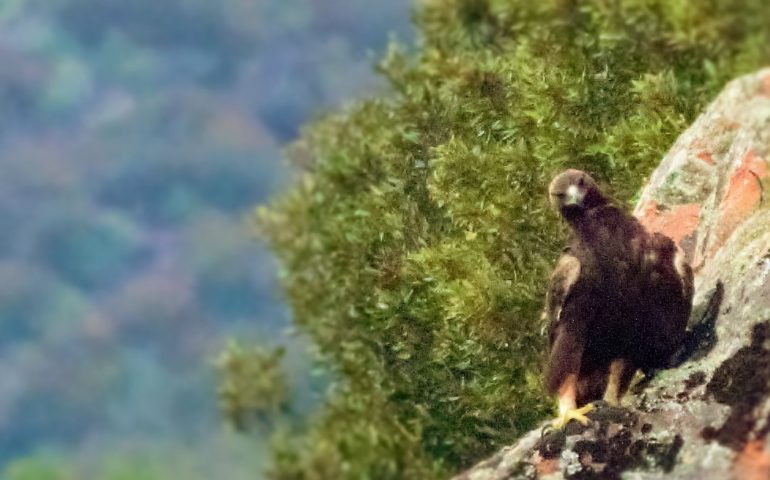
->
455;69;770;480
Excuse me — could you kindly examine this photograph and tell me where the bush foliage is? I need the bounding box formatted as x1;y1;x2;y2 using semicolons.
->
251;0;770;477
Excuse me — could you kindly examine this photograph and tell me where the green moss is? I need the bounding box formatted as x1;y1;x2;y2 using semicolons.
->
656;171;685;204
714;131;737;157
724;210;770;279
249;0;770;477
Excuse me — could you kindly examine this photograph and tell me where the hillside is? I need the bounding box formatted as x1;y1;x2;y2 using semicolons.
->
251;1;770;478
456;68;770;480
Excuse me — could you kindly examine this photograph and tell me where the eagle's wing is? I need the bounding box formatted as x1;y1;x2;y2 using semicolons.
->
544;248;590;395
642;232;694;364
544;248;581;343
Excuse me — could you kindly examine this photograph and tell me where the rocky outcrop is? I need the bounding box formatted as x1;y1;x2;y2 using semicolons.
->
456;69;770;480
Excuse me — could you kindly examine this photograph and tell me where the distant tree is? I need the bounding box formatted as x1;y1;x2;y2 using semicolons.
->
249;0;770;477
35;213;150;291
0;0;414;474
0;264;90;346
1;454;74;480
1;446;266;480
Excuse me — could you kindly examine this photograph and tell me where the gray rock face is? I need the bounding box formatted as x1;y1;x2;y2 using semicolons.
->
455;69;770;480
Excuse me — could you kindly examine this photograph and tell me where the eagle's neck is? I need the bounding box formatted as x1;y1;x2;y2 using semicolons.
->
564;204;614;240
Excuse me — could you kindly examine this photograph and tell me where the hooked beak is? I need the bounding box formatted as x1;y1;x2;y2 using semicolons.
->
564;185;584;207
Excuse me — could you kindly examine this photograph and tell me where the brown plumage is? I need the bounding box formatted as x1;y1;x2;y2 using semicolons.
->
543;169;693;426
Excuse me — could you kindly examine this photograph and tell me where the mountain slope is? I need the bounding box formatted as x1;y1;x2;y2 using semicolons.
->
456;69;770;480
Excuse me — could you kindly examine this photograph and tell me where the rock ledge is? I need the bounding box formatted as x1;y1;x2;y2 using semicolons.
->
456;69;770;480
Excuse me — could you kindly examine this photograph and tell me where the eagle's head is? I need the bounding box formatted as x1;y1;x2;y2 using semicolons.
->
548;169;606;219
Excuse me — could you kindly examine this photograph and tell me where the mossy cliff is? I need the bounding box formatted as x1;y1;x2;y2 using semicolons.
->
456;68;770;480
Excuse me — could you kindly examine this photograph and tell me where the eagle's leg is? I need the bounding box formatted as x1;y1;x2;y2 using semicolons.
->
603;359;636;406
552;373;594;428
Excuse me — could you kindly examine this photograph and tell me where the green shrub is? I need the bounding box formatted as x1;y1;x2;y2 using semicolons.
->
217;342;289;432
252;0;770;477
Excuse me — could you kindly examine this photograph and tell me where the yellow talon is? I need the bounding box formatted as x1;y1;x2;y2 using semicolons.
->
551;403;594;429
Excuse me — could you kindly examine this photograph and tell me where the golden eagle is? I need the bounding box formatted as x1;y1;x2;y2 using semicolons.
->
544;169;693;428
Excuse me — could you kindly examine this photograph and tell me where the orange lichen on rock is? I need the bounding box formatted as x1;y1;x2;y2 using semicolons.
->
707;150;767;258
759;71;770;97
637;200;701;251
697;150;715;166
534;456;559;477
732;440;770;480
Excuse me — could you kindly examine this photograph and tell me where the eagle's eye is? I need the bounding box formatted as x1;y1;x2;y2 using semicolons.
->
578;177;585;187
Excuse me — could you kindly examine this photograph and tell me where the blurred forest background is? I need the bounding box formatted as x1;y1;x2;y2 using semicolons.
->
0;0;412;478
